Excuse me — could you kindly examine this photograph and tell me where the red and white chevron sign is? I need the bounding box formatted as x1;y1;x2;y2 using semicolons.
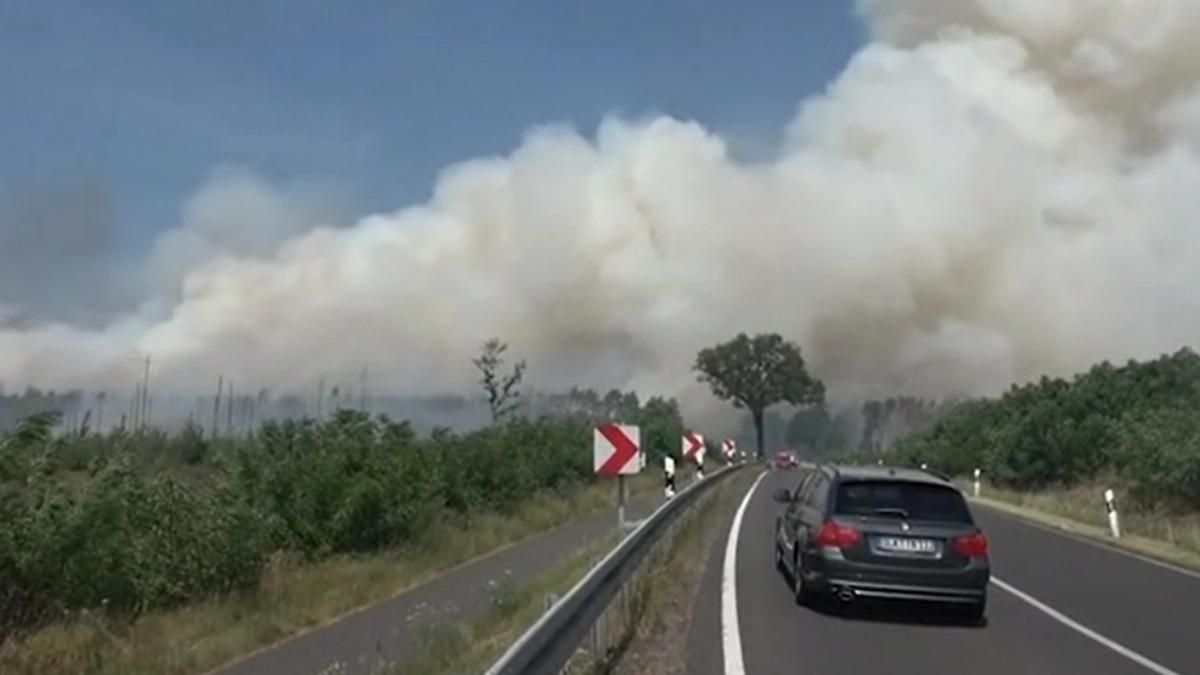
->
682;431;704;459
721;439;737;458
594;423;642;476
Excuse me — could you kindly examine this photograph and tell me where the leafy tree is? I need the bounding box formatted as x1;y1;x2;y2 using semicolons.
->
786;404;831;452
822;409;855;455
895;347;1200;505
472;338;527;424
2;409;60;449
633;396;683;463
695;333;825;457
739;409;788;453
174;420;210;465
860;400;884;451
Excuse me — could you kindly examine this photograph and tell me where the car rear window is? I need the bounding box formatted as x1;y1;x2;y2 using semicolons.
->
834;480;973;524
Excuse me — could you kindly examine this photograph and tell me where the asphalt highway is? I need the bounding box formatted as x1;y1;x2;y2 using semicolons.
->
687;469;1200;675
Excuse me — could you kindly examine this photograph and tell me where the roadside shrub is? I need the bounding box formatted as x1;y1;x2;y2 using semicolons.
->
0;388;680;636
896;348;1200;508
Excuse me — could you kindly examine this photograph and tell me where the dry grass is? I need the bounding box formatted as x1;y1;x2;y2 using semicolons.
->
967;482;1200;573
606;470;757;675
387;531;620;675
0;472;662;675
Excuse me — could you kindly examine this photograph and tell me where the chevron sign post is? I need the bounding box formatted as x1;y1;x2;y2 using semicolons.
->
595;424;641;476
721;439;737;462
594;423;641;530
682;431;705;481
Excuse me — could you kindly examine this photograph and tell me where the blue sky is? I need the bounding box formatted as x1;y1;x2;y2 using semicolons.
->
1;0;864;253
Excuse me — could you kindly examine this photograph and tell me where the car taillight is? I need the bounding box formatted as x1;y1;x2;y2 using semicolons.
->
814;520;861;548
952;531;989;558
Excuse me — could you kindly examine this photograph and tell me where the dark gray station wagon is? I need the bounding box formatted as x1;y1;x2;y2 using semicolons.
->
773;464;990;623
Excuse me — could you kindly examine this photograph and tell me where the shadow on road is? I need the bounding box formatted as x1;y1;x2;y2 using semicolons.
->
777;567;988;630
809;599;989;629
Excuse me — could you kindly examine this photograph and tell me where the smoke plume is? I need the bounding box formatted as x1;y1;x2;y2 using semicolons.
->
5;0;1200;413
0;178;131;327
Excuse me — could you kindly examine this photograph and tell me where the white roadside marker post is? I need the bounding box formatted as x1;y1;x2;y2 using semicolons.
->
1104;488;1121;539
664;455;676;499
973;468;981;498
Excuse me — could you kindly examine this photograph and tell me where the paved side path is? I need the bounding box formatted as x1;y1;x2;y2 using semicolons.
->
214;492;662;675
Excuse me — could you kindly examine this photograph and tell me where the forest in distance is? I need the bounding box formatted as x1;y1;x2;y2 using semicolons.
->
893;347;1200;511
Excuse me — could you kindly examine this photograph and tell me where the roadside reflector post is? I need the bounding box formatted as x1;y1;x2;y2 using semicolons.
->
594;423;642;532
664;455;676;499
973;468;981;498
1104;488;1120;538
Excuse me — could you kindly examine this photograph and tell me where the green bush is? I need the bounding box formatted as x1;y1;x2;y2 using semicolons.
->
0;389;678;636
895;348;1200;508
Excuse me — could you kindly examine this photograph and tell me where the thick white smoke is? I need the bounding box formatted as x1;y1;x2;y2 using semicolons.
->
4;0;1200;413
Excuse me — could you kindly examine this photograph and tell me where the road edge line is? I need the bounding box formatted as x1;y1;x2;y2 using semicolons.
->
721;470;767;675
991;576;1180;675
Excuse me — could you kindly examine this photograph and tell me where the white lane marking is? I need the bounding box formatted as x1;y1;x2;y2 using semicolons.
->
722;471;768;675
992;576;1180;675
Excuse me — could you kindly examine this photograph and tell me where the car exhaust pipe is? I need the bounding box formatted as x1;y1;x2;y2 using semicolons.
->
837;587;856;603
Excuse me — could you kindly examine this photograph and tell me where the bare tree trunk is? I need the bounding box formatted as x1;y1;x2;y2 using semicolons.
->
212;375;224;439
226;381;234;438
753;407;765;459
317;377;326;421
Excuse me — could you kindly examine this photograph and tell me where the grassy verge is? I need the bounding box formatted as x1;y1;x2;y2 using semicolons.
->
386;531;620;675
393;463;730;675
605;470;757;675
966;482;1200;574
0;472;663;675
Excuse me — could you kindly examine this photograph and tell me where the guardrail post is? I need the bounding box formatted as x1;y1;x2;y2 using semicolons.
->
590;613;603;664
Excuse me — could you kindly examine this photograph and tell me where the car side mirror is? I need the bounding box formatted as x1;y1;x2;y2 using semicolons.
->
772;488;792;503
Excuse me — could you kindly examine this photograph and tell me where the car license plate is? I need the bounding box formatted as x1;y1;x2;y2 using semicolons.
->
875;536;937;554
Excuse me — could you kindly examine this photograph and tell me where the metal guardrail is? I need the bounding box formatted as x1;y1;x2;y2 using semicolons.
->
483;460;749;675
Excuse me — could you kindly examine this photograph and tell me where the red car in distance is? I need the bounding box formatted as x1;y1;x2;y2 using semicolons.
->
773;450;799;470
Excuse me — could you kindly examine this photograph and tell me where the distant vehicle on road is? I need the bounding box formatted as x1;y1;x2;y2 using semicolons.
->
772;464;989;624
772;450;799;470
